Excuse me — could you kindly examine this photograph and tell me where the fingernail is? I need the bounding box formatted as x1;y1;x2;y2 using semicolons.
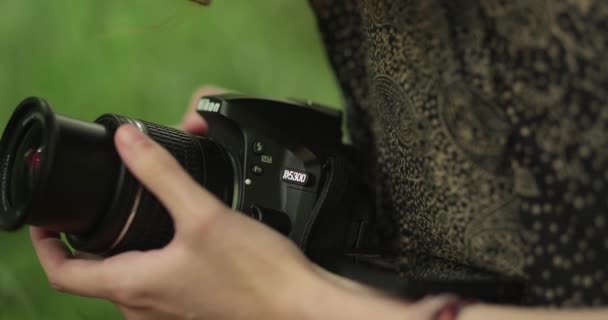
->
117;125;146;148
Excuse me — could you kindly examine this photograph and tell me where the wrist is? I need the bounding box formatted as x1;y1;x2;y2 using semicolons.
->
274;265;410;320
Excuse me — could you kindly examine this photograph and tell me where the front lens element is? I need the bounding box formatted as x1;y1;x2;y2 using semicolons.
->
9;123;43;207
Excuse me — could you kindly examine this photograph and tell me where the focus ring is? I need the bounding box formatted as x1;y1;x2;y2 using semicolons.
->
108;121;205;254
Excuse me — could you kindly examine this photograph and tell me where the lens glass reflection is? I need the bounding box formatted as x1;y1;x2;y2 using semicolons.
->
9;123;44;206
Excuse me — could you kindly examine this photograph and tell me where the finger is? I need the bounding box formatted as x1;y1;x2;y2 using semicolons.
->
190;0;212;6
30;227;114;299
182;86;226;134
73;250;103;260
114;125;225;228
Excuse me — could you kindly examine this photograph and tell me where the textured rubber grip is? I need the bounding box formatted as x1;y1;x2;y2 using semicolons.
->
109;121;205;254
141;121;205;182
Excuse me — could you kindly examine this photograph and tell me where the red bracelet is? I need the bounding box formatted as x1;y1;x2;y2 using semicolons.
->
432;298;477;320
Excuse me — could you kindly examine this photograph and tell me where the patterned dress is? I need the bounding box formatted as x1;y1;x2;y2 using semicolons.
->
309;0;608;306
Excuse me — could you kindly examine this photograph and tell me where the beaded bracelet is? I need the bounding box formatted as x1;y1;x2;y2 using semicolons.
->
432;298;477;320
408;295;477;320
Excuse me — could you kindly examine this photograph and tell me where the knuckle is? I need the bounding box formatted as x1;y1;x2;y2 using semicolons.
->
48;277;66;293
135;142;175;172
185;205;225;238
49;282;65;292
110;281;149;307
132;138;158;157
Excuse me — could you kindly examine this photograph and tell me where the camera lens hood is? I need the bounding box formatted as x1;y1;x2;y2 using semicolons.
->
0;97;57;230
0;97;121;236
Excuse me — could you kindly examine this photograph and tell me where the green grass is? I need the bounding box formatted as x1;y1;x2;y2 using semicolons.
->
0;1;340;318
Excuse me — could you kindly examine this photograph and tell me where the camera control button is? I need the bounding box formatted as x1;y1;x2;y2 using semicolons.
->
251;164;264;175
252;141;265;155
249;205;291;235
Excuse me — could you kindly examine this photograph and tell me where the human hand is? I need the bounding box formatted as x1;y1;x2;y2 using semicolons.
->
30;122;331;319
30;87;412;319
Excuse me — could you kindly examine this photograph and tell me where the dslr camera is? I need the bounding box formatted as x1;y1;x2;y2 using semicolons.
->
0;95;528;300
0;95;376;273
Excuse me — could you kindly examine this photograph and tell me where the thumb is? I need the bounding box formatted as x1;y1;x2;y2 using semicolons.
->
114;124;225;230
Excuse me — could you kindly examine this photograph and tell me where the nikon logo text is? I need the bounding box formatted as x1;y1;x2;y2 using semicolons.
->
281;169;309;186
197;98;221;113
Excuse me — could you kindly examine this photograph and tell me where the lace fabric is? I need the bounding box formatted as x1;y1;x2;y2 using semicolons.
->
309;0;608;306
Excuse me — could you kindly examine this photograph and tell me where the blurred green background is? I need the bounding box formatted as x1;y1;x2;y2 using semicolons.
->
0;1;340;319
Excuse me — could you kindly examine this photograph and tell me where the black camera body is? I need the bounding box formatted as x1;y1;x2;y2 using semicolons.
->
0;95;366;270
197;95;347;251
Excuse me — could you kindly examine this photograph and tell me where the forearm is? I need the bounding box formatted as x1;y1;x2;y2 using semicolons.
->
460;304;608;320
285;267;412;320
314;287;412;320
342;298;608;320
305;280;608;320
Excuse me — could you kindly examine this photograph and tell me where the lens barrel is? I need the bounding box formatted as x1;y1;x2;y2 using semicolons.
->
0;98;121;234
0;97;235;255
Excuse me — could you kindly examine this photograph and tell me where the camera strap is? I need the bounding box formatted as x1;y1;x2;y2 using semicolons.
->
301;155;352;263
301;154;413;292
301;155;525;303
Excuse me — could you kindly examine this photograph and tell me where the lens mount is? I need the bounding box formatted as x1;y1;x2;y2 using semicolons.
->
0;97;57;230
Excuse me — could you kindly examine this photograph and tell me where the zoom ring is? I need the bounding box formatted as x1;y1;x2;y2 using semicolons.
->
109;121;205;254
141;121;205;183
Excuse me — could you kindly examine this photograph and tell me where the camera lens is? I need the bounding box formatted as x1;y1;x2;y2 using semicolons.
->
1;97;236;255
8;122;43;207
67;117;237;255
0;98;123;233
